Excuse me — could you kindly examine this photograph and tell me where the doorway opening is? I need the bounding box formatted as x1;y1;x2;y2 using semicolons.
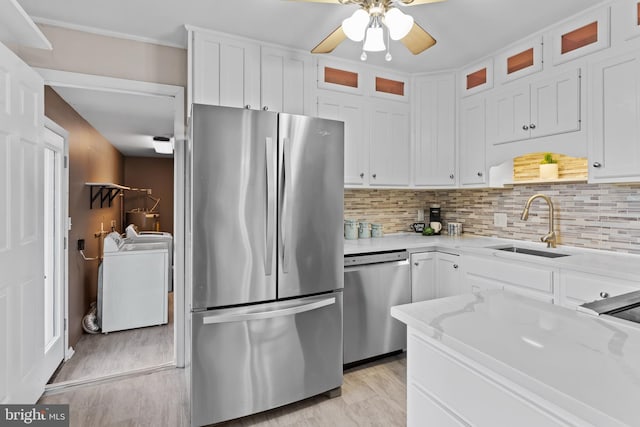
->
37;69;185;388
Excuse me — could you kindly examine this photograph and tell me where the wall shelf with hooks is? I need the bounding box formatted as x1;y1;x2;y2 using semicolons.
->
86;182;130;209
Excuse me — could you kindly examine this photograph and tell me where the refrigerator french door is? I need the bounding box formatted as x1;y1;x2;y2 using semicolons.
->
188;104;344;426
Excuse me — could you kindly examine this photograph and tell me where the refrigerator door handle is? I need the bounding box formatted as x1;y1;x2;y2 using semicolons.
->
265;137;275;276
201;296;336;324
281;136;292;273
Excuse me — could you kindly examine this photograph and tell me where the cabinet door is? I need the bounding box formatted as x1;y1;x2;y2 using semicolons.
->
487;83;530;145
411;252;436;302
530;69;581;139
559;270;640;309
193;32;260;109
459;96;487;186
590;52;640;182
369;100;410;186
317;94;367;186
435;253;462;298
261;47;312;115
414;75;456;187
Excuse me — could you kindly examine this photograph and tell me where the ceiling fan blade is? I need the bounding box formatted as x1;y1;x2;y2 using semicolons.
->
311;26;347;54
397;0;447;5
400;22;436;55
285;0;358;3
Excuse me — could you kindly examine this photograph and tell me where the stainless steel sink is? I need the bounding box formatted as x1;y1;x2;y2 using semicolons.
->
493;246;571;258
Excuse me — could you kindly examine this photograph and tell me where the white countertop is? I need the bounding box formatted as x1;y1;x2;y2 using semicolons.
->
344;233;640;281
391;291;640;426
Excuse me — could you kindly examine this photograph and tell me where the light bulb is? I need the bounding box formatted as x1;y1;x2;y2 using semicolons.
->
384;8;414;40
385;52;392;61
360;51;368;61
342;9;369;42
363;27;385;52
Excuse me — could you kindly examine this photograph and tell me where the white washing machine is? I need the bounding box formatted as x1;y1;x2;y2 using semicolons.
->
124;224;173;291
98;232;169;333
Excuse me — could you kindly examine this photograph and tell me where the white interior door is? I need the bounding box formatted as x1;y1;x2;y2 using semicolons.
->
0;41;46;403
42;121;67;382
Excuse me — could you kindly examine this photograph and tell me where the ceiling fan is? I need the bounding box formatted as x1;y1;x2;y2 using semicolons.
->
296;0;446;60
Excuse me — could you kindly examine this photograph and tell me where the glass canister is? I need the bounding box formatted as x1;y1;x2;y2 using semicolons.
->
358;220;371;239
344;219;358;240
371;223;383;238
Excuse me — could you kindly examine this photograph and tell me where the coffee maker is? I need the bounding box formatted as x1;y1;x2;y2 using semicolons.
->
429;205;442;235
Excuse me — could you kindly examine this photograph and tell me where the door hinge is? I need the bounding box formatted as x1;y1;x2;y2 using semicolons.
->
64;237;67;250
64;318;67;331
64;155;68;168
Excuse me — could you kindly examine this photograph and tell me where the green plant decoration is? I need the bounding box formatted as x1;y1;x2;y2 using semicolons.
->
541;153;557;165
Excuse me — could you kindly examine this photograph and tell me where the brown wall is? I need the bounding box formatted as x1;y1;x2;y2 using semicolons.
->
123;157;174;234
45;86;124;347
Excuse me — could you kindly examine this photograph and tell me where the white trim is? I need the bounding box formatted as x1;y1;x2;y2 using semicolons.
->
0;0;52;49
38;69;186;369
32;16;184;49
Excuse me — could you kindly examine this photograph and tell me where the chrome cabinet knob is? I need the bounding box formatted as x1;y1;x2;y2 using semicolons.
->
477;172;483;177
453;264;459;269
360;173;364;178
244;104;251;109
593;162;602;168
262;106;269;111
599;291;609;298
449;174;455;179
529;123;536;129
414;262;419;266
522;125;529;130
372;173;377;179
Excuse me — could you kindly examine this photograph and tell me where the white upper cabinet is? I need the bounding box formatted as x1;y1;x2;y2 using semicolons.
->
413;74;456;187
551;7;610;65
487;68;581;146
459;96;487;186
191;30;260;109
590;50;640;183
260;46;313;115
369;100;410;186
317;93;368;186
495;37;543;84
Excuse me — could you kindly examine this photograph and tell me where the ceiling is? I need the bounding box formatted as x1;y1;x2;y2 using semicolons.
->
51;86;175;158
20;0;605;73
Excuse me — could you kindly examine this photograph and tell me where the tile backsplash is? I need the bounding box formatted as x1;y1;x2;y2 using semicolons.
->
345;183;640;254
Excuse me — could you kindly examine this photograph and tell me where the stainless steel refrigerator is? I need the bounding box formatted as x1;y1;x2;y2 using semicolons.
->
186;104;344;426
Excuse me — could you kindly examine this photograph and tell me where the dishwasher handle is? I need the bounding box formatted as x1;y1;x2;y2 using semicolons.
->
344;258;409;272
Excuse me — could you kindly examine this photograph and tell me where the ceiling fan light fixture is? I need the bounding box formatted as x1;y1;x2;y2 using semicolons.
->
384;7;414;40
342;9;369;42
363;26;385;52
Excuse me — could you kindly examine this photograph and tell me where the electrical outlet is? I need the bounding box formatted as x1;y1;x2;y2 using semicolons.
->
417;209;424;221
494;213;508;227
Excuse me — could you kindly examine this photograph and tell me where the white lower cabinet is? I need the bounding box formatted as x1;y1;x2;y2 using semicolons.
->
559;270;640;309
463;255;555;303
407;330;575;427
411;251;462;301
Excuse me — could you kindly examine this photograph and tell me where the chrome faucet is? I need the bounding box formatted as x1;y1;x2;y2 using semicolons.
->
520;194;556;248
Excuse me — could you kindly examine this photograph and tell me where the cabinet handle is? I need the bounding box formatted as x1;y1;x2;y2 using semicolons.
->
599;292;609;298
360;173;364;178
529;123;536;129
477;172;483;177
262;106;269;111
414;262;419;266
522;125;529;130
372;173;377;179
449;174;455;179
593;162;602;168
453;264;459;269
244;104;251;109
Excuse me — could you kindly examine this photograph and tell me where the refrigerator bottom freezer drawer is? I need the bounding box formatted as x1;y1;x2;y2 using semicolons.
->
190;292;343;426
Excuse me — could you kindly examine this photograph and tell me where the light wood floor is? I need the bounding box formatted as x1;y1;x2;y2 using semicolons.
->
39;353;407;427
48;293;174;384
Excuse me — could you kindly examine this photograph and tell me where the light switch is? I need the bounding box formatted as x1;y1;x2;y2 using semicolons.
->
494;213;508;227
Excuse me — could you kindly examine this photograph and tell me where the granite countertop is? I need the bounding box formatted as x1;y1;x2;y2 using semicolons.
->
391;290;640;426
344;233;640;282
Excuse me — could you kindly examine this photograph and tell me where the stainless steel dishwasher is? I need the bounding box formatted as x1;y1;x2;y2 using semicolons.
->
344;250;411;365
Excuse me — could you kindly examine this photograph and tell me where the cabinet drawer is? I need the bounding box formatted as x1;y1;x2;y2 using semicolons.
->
465;256;554;293
560;270;640;307
408;382;469;427
408;332;567;427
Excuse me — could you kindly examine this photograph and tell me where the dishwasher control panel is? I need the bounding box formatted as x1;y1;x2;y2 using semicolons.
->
344;250;408;267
